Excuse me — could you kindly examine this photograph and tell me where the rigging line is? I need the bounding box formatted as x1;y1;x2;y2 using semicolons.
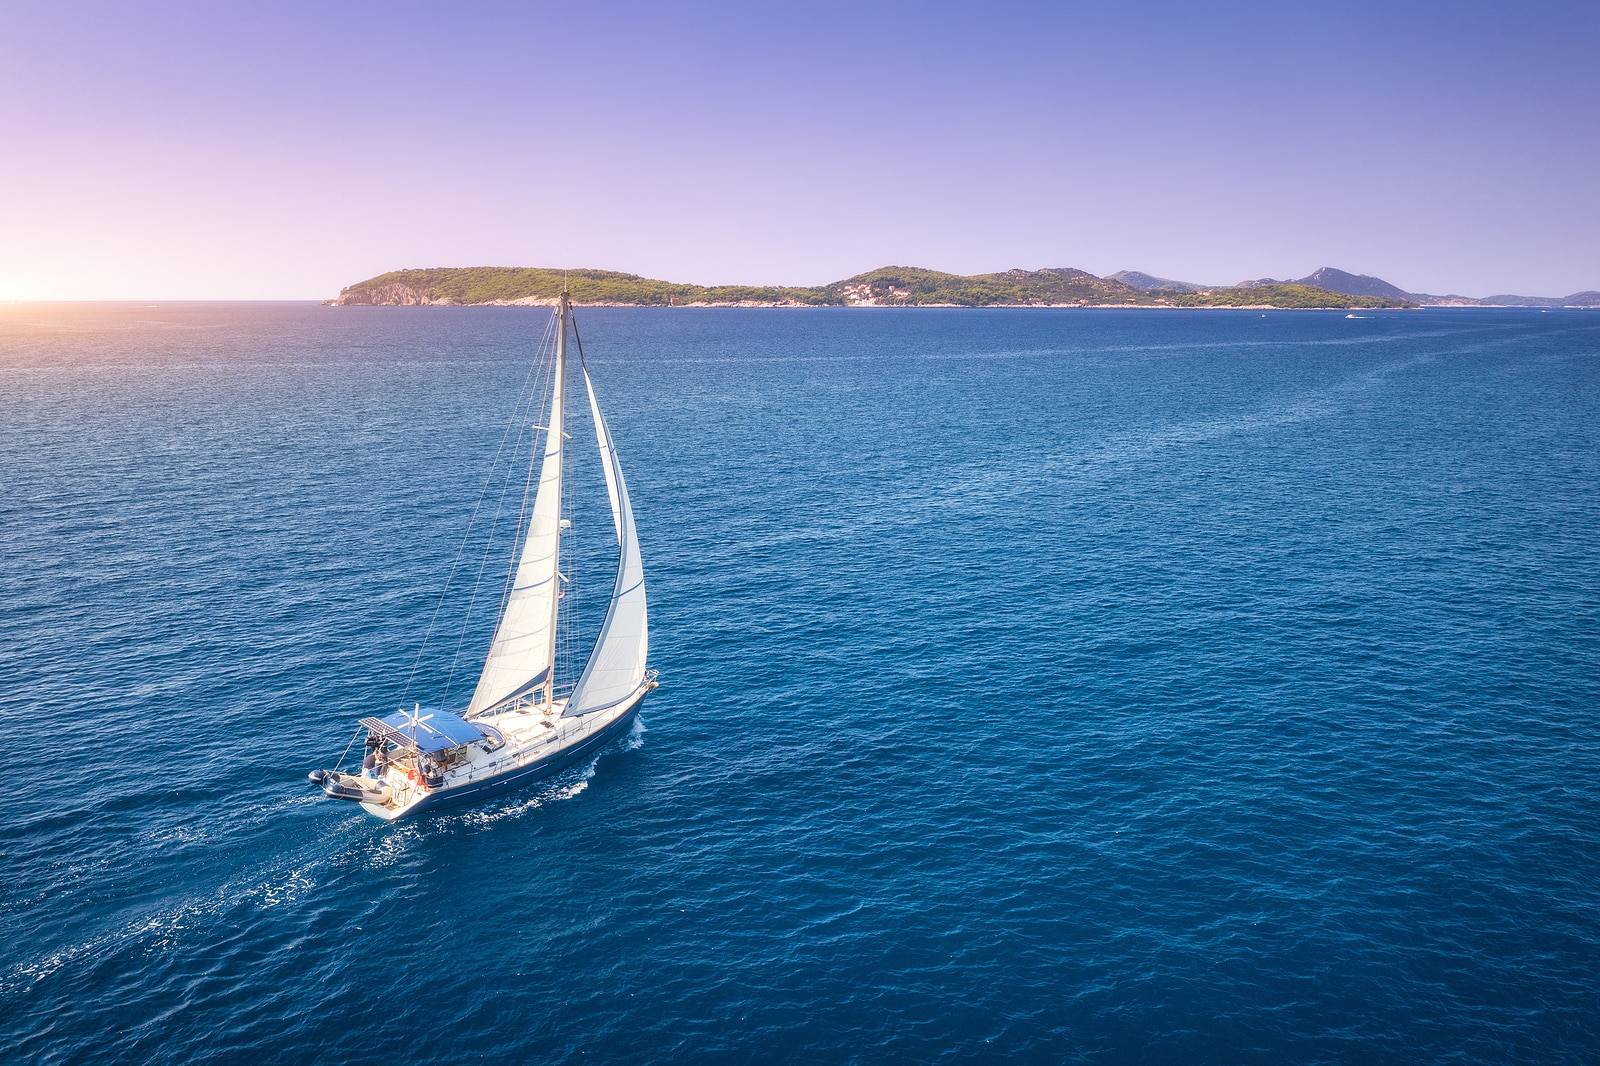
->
485;304;562;640
432;310;554;697
398;306;558;705
441;311;561;706
400;307;557;702
441;369;545;710
441;321;556;706
490;310;559;633
510;293;574;624
571;312;589;370
333;725;362;773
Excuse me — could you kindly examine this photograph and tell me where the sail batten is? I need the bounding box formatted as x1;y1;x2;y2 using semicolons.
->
564;365;649;717
466;298;568;716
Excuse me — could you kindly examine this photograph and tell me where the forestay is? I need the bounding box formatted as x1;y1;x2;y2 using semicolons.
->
564;366;649;717
467;328;566;715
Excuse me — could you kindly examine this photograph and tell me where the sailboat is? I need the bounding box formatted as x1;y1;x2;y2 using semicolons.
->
308;291;657;820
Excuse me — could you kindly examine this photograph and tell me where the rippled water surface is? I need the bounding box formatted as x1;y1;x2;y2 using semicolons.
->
2;304;1598;1063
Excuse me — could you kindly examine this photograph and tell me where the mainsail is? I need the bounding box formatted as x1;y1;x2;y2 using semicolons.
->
564;364;649;717
466;298;568;715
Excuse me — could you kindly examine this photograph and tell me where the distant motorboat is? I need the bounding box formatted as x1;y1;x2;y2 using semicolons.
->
1345;313;1369;319
308;290;657;820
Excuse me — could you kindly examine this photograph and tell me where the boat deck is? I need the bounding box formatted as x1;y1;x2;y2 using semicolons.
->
358;692;645;819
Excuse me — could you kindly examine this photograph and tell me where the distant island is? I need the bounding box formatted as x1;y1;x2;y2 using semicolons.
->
1223;267;1600;309
330;265;1600;310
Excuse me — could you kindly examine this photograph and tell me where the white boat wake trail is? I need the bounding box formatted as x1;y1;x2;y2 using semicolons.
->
458;716;646;828
0;718;648;998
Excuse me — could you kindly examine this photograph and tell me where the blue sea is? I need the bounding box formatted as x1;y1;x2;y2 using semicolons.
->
2;304;1597;1063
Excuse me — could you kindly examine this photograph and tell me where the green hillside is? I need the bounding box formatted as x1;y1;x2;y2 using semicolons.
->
332;267;827;306
332;266;1409;309
1181;283;1397;308
821;266;1143;305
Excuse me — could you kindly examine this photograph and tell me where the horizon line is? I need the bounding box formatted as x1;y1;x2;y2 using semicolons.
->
6;260;1596;305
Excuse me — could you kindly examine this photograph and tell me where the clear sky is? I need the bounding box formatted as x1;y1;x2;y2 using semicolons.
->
2;0;1596;300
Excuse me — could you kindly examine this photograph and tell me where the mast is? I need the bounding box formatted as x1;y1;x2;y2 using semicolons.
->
544;288;570;706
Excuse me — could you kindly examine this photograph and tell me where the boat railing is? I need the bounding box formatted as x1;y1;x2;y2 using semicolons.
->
440;687;652;789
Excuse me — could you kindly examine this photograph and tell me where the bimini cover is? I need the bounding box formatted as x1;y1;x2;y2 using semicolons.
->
374;708;485;754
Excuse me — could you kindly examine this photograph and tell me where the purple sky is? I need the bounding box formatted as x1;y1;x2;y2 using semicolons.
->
2;0;1597;299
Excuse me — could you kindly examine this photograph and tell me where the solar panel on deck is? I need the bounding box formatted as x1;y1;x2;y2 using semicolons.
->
369;708;485;754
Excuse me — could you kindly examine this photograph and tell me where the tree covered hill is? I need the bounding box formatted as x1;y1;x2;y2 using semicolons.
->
330;265;1409;309
1107;270;1208;293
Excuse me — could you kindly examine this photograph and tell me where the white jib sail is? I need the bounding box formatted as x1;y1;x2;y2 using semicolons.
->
467;313;566;715
564;366;648;717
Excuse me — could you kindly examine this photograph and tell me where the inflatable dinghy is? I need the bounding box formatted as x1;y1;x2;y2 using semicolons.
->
307;769;392;805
